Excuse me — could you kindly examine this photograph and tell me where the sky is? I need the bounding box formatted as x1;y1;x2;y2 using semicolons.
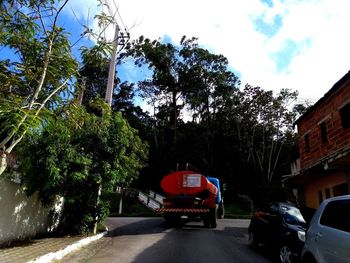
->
63;0;350;104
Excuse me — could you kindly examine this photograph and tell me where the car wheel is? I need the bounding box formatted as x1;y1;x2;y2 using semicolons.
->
248;230;258;249
301;253;318;263
279;245;293;263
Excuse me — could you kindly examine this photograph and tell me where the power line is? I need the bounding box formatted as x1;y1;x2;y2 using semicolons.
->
111;0;128;31
103;0;129;45
103;0;130;106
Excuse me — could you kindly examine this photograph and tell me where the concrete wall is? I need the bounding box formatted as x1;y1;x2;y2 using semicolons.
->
0;179;63;246
303;171;348;209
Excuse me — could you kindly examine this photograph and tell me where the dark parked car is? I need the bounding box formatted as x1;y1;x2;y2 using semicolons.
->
248;202;307;263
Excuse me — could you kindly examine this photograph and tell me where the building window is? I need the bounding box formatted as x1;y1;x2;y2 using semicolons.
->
319;121;328;143
325;188;331;199
340;102;350;129
333;183;349;196
318;190;323;205
304;134;310;152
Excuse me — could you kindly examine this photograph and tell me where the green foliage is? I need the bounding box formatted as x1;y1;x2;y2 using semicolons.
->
236;194;254;214
124;36;241;188
0;0;78;175
19;102;148;234
110;202;155;217
100;191;120;214
0;0;77;101
224;203;252;218
78;46;111;106
124;36;306;206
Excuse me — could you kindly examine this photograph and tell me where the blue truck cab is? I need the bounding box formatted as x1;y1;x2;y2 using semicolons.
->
207;177;224;219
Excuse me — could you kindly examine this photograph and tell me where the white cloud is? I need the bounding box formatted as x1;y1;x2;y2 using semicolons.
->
66;0;99;22
70;0;350;104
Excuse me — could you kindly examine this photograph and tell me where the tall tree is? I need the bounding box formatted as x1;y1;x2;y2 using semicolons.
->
180;37;240;172
236;85;299;183
123;35;303;204
180;37;239;123
125;36;185;146
0;0;78;175
124;37;239;162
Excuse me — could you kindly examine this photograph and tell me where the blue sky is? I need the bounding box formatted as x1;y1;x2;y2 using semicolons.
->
271;38;312;73
3;0;350;107
261;0;274;8
254;13;283;38
63;0;350;105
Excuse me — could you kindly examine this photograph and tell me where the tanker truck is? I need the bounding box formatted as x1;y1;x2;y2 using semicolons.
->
155;170;224;228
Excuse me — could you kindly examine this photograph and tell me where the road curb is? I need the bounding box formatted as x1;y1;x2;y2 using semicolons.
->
27;231;109;263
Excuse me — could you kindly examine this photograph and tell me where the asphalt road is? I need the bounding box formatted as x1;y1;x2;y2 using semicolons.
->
61;217;275;263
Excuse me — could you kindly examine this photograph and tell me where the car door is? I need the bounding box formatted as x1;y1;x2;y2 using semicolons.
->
315;199;350;263
260;203;281;245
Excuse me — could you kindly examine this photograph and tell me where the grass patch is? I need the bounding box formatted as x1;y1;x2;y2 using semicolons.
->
224;203;252;219
109;200;160;217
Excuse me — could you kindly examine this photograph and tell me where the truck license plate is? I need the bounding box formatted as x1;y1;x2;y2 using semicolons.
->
183;174;201;187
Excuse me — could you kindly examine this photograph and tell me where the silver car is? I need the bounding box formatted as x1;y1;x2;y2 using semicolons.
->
302;195;350;263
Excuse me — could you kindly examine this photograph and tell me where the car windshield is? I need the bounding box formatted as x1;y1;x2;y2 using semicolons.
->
280;205;306;225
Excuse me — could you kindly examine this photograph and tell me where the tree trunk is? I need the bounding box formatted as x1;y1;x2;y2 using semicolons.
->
93;184;102;235
0;152;7;176
118;191;123;215
172;90;177;145
76;77;86;106
206;96;214;171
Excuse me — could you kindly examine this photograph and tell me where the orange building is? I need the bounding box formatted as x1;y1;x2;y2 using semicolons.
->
288;71;350;209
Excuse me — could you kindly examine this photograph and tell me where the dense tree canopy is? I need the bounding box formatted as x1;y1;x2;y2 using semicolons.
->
19;100;148;233
0;0;77;175
123;36;304;204
0;0;150;234
0;0;308;232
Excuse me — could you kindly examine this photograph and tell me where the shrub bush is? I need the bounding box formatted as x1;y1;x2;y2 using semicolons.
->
237;194;254;214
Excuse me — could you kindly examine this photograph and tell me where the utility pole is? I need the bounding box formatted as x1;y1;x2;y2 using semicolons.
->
105;24;119;107
104;23;129;216
104;0;130;107
101;0;130;220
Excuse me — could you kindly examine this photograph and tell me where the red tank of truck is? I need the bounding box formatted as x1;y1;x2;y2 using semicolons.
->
155;170;222;228
160;170;218;208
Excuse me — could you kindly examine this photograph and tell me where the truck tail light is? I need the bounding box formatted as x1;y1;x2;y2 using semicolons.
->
163;200;172;207
255;211;268;218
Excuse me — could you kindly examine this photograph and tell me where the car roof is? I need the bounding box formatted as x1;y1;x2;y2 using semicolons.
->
322;194;350;204
271;202;298;208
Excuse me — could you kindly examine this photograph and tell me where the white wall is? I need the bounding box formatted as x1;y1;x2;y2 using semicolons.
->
0;179;63;246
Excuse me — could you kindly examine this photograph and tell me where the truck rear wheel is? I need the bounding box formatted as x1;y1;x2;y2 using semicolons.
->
164;214;180;226
203;218;210;228
218;201;225;219
210;205;218;228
